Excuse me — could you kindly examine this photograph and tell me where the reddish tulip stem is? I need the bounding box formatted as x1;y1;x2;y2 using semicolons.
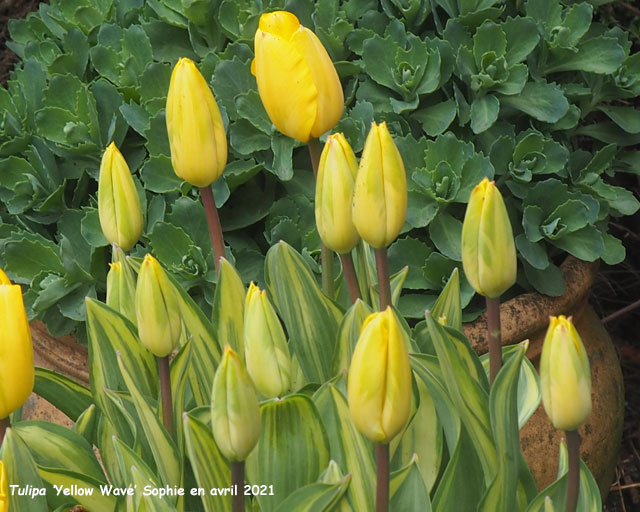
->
339;253;361;304
0;417;9;445
376;443;390;512
231;461;245;512
158;356;174;439
565;430;581;512
308;138;334;298
375;248;392;310
485;296;502;385
200;185;225;274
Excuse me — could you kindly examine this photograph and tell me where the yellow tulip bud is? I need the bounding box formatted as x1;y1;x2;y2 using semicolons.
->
211;345;261;461
461;177;516;298
540;315;592;431
244;283;291;398
253;11;344;142
352;122;407;248
166;57;227;187
135;254;182;357
0;461;6;512
98;142;144;251
106;248;137;325
315;133;360;254
347;306;412;443
0;270;34;419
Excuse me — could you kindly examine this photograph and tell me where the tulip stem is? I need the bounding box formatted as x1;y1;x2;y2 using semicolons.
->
375;248;392;310
340;253;361;304
376;443;390;512
200;185;225;273
565;430;581;512
158;356;174;439
355;242;372;303
231;461;245;512
308;137;335;298
0;417;9;445
485;296;502;385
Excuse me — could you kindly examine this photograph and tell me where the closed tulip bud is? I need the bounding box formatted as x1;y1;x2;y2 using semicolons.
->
135;255;182;357
348;307;412;443
106;248;137;325
352;122;407;248
540;315;591;431
252;11;343;142
0;269;34;420
166;57;227;187
98;142;143;251
0;461;6;512
244;283;291;398
315;133;360;254
461;177;516;298
211;346;261;461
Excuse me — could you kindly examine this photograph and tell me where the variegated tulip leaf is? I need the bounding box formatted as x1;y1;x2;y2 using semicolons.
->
332;299;373;376
33;367;93;422
275;474;351;512
390;455;431;511
211;257;245;357
37;467;118;511
74;403;99;445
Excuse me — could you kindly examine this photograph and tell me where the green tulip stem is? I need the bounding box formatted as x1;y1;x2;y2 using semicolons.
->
308;137;335;298
375;248;392;310
232;461;245;512
0;416;9;444
200;185;225;274
376;443;390;512
485;296;502;385
355;242;372;303
339;253;361;304
158;356;174;439
565;430;581;512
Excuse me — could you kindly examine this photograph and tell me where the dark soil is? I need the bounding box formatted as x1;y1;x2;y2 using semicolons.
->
0;1;639;510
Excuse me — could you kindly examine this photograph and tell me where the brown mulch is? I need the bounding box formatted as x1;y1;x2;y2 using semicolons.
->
0;0;41;85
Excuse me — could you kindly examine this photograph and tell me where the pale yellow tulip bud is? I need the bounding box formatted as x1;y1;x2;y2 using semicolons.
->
352;122;407;248
315;133;360;254
0;269;34;420
347;307;412;443
540;315;592;431
166;57;227;187
98;142;143;251
461;177;517;298
244;283;291;398
135;254;182;357
211;345;261;462
253;11;344;142
106;248;137;325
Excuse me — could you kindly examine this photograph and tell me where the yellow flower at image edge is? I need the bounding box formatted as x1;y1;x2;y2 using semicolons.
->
348;307;411;443
0;461;7;512
0;270;34;420
253;11;344;142
540;315;592;431
166;57;227;187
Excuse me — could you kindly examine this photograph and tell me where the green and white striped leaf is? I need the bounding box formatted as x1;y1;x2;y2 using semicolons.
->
318;461;353;512
0;428;47;512
98;414;128;488
170;340;192;458
390;455;431;511
369;266;409;310
246;394;330;512
117;354;181;490
14;421;105;482
74;403;99;445
332;299;374;375
112;436;161;492
33;367;93;422
183;412;231;512
128;465;177;512
275;474;351;512
212;258;246;357
312;380;376;512
480;345;542;429
431;268;462;331
37;467;118;511
265;241;343;384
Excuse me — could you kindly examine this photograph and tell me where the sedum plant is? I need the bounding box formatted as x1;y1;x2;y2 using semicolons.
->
0;0;638;340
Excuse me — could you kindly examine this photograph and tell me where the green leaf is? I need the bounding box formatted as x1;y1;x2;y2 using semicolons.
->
545;36;625;74
38;467;117;511
501;81;568;123
331;299;374;375
265;242;343;383
515;234;549;270
413;99;456;136
388;237;432;290
502;16;539;66
33;367;93;422
247;395;330;512
211;258;246;357
601;233;625;265
428;212;462;261
431;267;462;331
550;226;603;262
597;105;640;134
4;239;64;284
470;94;499;134
522;261;565;296
275;475;351;512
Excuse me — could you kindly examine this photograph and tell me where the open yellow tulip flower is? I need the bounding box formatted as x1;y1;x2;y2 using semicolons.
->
348;307;412;443
166;57;227;187
540;315;592;431
352;122;407;249
253;11;344;142
315;133;360;254
461;177;516;298
0;269;34;420
98;142;143;251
